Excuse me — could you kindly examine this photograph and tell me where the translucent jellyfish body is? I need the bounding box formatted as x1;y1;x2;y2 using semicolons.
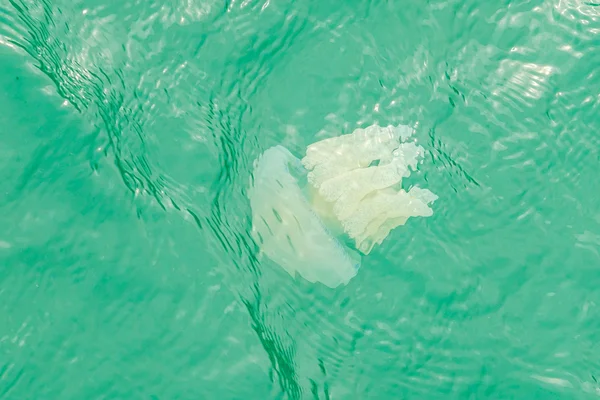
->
248;124;437;288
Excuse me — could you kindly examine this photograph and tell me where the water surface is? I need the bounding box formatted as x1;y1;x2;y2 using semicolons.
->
1;0;600;398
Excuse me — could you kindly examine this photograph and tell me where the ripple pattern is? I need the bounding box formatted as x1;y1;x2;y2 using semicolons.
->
2;0;600;398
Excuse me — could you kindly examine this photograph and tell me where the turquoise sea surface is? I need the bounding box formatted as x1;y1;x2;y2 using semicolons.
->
1;0;600;398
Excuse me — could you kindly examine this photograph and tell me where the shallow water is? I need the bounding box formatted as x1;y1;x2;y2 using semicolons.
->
1;0;600;398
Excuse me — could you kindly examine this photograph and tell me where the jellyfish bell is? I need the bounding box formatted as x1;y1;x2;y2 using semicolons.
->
248;124;437;288
248;145;361;289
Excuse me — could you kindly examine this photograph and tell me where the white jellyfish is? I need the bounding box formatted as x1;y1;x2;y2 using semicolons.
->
248;124;438;288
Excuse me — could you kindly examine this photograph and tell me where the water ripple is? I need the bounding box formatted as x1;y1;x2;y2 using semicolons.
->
2;0;600;397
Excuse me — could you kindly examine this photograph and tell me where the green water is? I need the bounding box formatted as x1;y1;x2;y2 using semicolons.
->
1;0;600;398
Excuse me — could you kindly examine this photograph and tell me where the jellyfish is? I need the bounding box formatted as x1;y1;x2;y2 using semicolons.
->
248;124;438;288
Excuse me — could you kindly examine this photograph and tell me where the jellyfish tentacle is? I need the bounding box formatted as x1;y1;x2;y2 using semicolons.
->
302;124;437;256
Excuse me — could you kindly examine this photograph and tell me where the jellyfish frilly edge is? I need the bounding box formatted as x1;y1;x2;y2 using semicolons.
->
248;123;438;289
